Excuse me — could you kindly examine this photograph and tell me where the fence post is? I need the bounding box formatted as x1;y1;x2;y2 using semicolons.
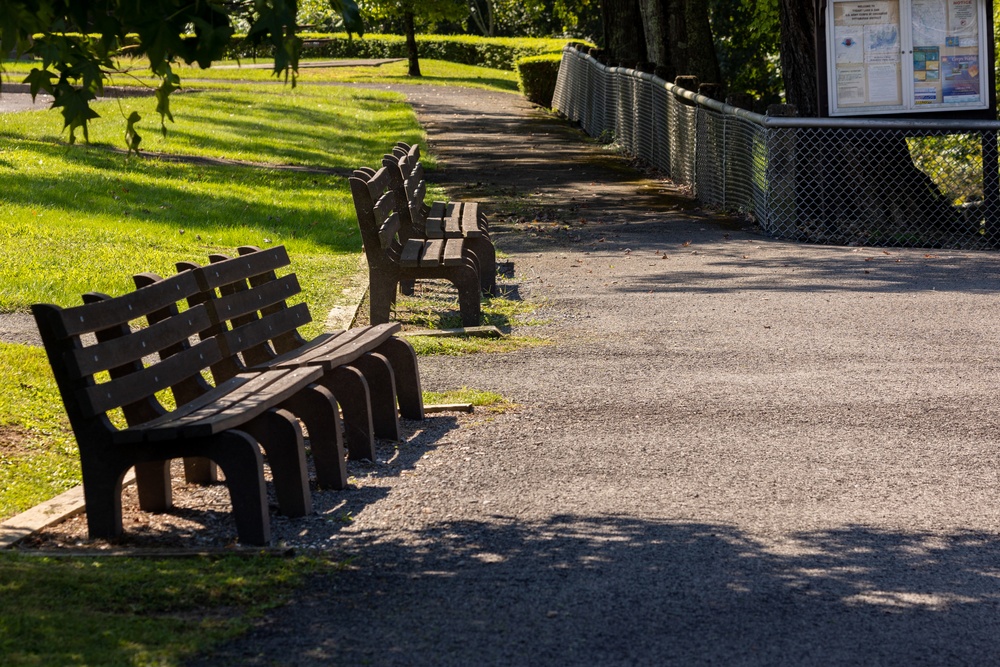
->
983;130;1000;246
764;104;798;237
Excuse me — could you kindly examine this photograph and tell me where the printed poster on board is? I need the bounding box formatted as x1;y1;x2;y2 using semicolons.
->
941;54;980;102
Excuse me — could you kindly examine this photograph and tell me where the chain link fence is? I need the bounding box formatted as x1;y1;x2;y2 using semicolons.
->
552;46;1000;250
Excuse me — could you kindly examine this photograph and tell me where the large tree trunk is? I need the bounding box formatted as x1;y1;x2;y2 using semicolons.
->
638;0;672;76
404;11;421;77
638;0;718;82
684;0;720;84
602;0;647;65
777;0;818;116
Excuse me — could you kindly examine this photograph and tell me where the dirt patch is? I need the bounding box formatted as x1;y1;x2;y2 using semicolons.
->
0;425;34;459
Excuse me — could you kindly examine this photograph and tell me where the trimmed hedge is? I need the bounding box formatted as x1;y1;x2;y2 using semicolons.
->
515;53;563;107
224;33;586;71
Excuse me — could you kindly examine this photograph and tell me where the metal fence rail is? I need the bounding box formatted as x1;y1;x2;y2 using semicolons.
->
552;46;1000;250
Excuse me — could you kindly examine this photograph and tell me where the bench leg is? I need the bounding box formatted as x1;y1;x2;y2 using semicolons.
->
400;278;416;296
79;457;131;541
241;409;311;518
369;276;398;325
322;366;377;462
206;430;270;546
182;457;219;485
376;337;424;420
348;352;402;441
466;237;497;296
448;262;483;327
134;461;172;512
282;383;348;490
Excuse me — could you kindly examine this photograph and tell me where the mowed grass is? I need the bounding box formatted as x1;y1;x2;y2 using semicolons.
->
0;82;425;521
0;85;416;313
2;57;520;94
0;83;424;169
0;343;77;517
0;552;323;667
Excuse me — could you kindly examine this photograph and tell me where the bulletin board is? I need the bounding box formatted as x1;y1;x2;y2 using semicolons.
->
824;0;993;116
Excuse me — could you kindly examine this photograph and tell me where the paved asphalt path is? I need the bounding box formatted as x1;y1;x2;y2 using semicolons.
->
179;85;1000;665
11;81;996;665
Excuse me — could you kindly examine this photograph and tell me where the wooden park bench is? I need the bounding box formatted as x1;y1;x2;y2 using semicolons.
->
32;269;342;546
163;245;425;462
383;142;497;297
350;164;483;327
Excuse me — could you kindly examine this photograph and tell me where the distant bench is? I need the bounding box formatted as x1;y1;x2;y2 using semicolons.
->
351;163;484;327
32;245;423;546
384;142;496;297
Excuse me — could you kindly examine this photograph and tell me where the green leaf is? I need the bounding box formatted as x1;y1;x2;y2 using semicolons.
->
329;0;364;36
23;68;56;99
52;86;100;144
125;111;142;155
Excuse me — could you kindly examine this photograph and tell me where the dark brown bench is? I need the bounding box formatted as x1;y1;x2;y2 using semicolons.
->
134;246;424;461
383;142;497;297
32;270;341;546
350;164;483;327
172;245;425;459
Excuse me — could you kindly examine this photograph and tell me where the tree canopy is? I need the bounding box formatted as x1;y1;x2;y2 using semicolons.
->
2;1;362;148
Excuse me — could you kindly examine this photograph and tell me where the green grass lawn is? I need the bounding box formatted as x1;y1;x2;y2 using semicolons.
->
2;57;520;93
0;80;429;521
0;552;324;667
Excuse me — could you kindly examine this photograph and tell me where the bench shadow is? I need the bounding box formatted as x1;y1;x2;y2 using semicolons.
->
195;517;1000;665
18;415;461;550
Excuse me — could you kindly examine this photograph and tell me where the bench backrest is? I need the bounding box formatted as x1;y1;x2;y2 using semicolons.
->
178;245;313;378
349;166;403;271
384;143;427;234
32;270;224;443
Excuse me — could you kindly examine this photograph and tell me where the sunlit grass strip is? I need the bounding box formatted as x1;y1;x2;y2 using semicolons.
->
0;85;423;170
0;343;77;520
0;552;323;667
2;58;520;94
0;139;362;318
423;387;514;412
407;333;550;356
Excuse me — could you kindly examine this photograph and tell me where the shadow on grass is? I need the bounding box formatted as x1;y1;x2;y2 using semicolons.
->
0;139;363;254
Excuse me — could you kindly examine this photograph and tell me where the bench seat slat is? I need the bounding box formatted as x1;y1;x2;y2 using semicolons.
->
442;239;466;267
267;322;401;370
400;239;424;268
461;201;485;237
113;366;323;443
444;203;462;236
420;239;445;267
157;366;322;439
424;204;444;237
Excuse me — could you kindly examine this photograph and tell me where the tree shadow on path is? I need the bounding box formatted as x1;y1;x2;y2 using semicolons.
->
193;516;1000;666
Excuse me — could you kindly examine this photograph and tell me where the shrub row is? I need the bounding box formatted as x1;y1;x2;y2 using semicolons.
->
515;53;563;107
224;33;582;71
